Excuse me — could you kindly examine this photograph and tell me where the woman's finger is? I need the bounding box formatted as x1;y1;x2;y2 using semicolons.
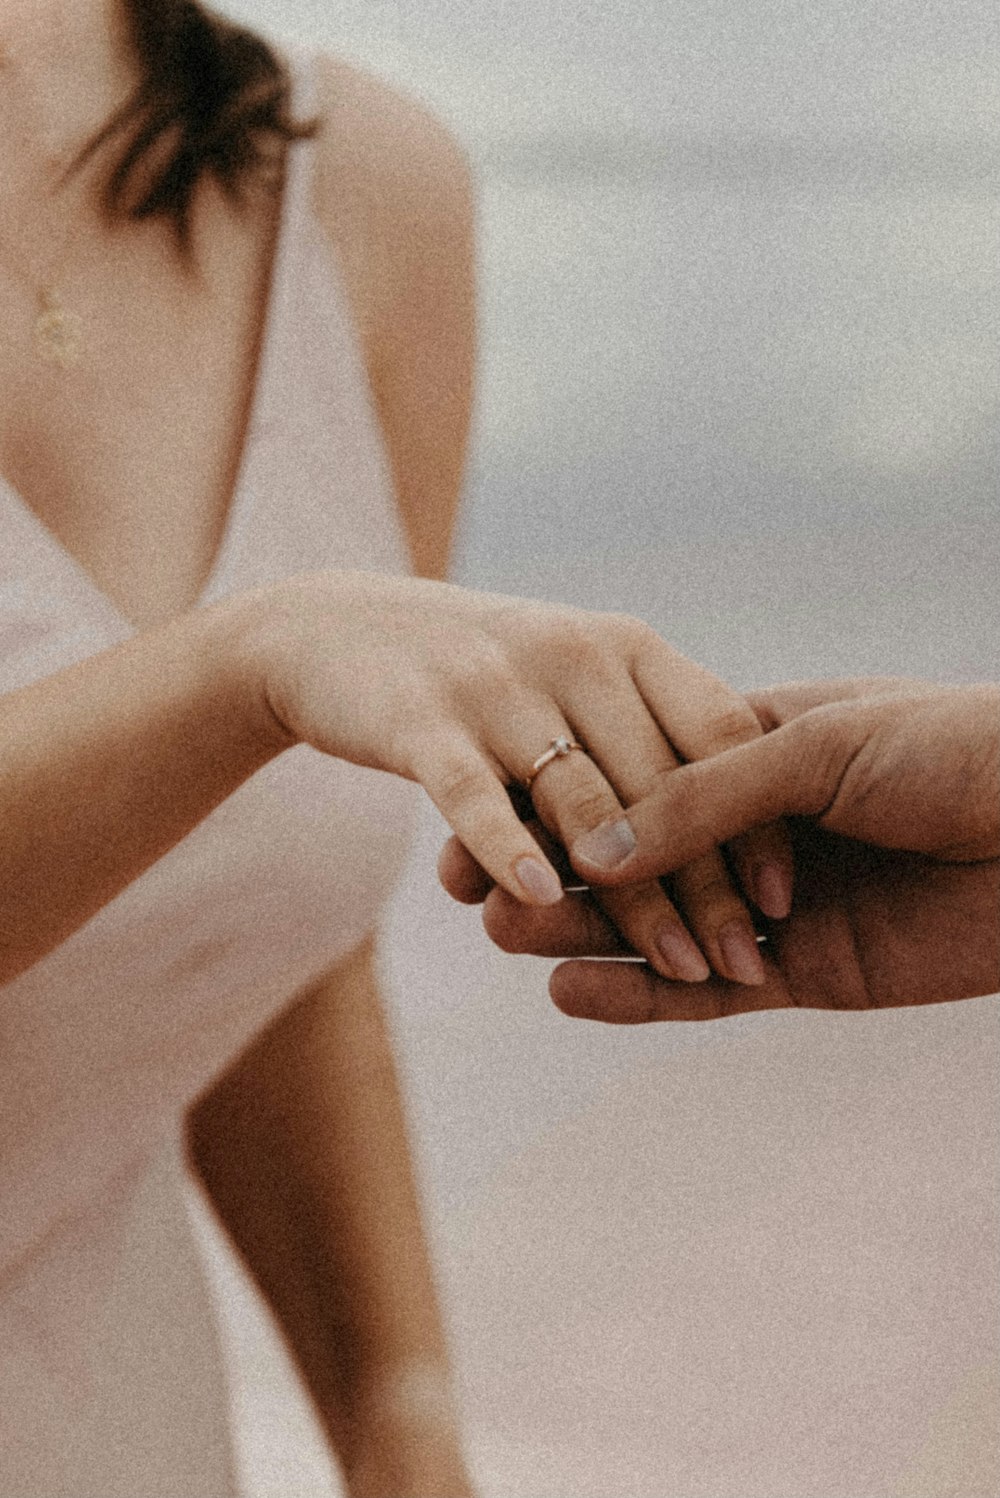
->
438;809;585;907
626;627;766;759
409;731;565;906
488;717;714;983
555;673;765;985
631;630;794;918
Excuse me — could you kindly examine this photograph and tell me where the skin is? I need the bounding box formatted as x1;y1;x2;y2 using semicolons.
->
439;678;1000;1021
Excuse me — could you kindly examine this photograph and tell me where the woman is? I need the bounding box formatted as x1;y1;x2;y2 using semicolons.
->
0;2;789;1494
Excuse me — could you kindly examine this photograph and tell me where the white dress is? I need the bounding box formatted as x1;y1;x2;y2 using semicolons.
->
0;53;417;1497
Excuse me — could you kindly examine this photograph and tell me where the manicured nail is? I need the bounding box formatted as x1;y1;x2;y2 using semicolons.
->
753;861;793;920
655;925;711;983
573;817;637;871
515;857;564;905
718;920;766;986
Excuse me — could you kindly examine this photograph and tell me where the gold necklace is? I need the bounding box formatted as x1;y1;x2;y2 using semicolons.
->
0;216;87;369
32;286;85;368
0;208;89;369
0;46;95;368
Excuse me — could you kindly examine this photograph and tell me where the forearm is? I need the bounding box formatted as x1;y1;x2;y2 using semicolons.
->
187;934;457;1455
0;594;286;983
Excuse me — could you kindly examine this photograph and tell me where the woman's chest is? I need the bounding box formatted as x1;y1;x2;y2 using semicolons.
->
0;189;277;631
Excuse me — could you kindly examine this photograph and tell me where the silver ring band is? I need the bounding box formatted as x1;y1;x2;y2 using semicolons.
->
525;735;586;789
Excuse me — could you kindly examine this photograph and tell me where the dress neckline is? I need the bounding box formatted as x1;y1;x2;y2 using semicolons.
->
0;54;314;637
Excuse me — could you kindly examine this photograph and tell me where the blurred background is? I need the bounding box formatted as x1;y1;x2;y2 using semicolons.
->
204;2;1000;1494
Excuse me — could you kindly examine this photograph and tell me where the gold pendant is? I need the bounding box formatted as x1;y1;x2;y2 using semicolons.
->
35;288;84;369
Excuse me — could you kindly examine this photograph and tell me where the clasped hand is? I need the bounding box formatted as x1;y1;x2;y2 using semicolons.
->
249;574;996;1012
254;571;793;986
438;676;1000;1019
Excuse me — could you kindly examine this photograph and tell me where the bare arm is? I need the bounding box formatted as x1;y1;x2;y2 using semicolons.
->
311;55;476;584
0;599;282;984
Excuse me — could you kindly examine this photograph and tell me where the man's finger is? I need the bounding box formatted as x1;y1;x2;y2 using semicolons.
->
438;818;579;906
569;713;852;886
747;675;937;730
549;958;789;1023
483;887;630;958
437;835;495;904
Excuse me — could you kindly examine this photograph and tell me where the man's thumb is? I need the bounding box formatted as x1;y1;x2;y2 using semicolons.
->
571;717;829;884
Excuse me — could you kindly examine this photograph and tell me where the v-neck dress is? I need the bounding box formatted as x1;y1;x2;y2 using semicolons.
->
0;54;417;1498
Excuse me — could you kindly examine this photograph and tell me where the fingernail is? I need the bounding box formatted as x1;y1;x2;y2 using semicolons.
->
515;857;563;905
718;920;766;986
655;925;711;982
753;861;793;920
573;817;637;871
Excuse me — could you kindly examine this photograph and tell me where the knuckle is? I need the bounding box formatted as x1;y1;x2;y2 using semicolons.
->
601;609;646;634
704;704;760;754
594;611;662;669
614;612;662;653
446;641;517;706
788;709;849;815
628;614;680;661
561;785;620;832
648;761;700;822
633;968;664;1025
551;616;608;673
674;860;735;907
387;712;441;780
602;879;669;924
433;752;490;813
744;688;781;734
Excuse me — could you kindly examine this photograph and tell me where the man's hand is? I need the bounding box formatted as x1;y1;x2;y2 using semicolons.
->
438;679;1000;1020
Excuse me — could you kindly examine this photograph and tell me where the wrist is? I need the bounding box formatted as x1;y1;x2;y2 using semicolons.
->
201;586;299;759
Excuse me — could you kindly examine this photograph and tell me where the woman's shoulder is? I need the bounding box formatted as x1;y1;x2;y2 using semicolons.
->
305;53;473;357
309;54;471;218
298;53;476;581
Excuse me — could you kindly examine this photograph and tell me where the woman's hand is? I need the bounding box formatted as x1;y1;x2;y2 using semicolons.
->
443;678;1000;1019
242;571;791;985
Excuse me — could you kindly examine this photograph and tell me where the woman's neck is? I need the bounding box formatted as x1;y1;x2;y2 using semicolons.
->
0;0;135;163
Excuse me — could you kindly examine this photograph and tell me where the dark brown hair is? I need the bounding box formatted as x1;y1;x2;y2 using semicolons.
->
79;0;314;243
